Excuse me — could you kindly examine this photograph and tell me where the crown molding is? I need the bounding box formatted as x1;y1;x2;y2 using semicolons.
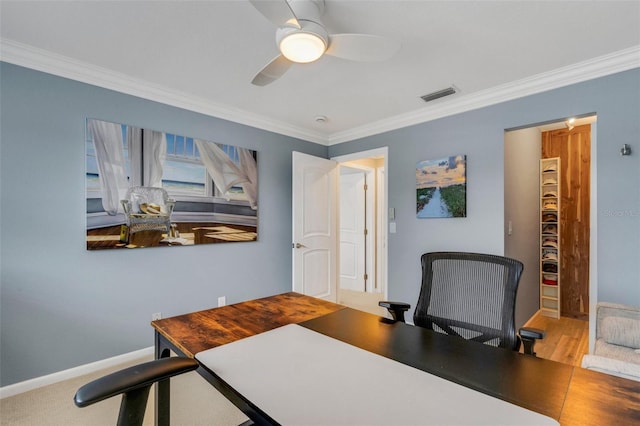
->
0;39;328;145
2;39;638;146
328;45;640;145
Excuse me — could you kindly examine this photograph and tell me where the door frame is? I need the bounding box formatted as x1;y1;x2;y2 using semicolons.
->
332;147;389;300
504;115;598;351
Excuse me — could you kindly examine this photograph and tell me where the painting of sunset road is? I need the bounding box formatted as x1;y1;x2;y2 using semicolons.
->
416;155;467;218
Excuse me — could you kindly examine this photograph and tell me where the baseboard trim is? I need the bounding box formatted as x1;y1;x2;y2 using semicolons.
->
0;346;154;399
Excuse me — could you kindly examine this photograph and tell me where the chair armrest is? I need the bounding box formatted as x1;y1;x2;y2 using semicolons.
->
519;327;545;356
378;301;411;323
74;357;198;408
520;327;545;340
121;200;131;214
166;199;176;214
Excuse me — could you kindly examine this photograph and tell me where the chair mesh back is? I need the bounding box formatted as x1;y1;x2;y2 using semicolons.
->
414;252;523;350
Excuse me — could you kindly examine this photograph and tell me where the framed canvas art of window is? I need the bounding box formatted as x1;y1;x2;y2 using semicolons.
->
85;118;258;250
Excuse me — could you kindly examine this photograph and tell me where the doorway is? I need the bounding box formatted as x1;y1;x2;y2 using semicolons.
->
334;148;388;316
505;115;596;351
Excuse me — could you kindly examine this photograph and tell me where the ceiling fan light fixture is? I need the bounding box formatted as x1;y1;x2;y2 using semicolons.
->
279;31;326;63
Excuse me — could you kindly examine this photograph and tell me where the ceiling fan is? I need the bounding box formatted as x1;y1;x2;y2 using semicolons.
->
249;0;400;86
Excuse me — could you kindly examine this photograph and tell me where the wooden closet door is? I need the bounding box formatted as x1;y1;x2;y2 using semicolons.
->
541;124;590;320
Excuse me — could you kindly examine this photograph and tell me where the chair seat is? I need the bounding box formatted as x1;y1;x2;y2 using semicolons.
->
129;216;172;234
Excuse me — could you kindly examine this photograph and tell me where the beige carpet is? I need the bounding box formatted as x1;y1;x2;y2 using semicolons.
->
0;356;249;426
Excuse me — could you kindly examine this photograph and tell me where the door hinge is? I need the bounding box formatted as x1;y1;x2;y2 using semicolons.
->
363;183;368;191
364;273;368;281
364;228;368;235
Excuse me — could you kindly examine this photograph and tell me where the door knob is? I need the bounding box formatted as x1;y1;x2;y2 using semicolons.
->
293;243;306;249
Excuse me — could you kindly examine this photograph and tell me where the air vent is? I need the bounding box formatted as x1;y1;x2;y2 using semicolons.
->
420;87;457;103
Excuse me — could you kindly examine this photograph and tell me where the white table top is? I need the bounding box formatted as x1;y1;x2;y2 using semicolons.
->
196;324;559;425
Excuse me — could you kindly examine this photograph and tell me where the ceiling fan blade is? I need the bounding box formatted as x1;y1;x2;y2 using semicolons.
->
251;54;293;86
325;34;400;62
249;0;300;29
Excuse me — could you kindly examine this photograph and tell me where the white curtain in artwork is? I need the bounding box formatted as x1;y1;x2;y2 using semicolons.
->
126;126;142;187
89;119;128;215
194;140;258;209
238;148;258;210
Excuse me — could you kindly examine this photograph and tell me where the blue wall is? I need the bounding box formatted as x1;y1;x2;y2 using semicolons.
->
329;68;640;323
1;62;639;387
0;63;326;386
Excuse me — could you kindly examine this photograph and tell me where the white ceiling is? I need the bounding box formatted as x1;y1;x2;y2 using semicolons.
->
1;1;639;145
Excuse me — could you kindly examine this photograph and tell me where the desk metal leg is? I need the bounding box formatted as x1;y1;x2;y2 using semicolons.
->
155;331;173;426
153;331;275;425
196;363;276;425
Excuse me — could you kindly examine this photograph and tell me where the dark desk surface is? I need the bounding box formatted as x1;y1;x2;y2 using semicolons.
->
153;292;640;426
301;308;573;420
300;307;640;425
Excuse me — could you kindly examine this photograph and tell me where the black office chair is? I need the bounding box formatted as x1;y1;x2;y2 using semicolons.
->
379;252;544;356
74;357;199;426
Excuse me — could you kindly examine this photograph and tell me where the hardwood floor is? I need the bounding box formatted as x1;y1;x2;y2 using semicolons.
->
86;222;256;250
523;311;590;367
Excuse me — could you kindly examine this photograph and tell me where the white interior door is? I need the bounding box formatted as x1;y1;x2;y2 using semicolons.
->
292;152;338;301
339;169;366;292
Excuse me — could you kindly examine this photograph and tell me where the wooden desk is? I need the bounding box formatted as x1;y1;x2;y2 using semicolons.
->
152;292;345;358
197;324;558;425
152;292;640;426
151;292;345;425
